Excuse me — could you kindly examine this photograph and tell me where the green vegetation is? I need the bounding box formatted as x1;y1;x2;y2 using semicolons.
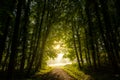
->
62;64;92;80
0;0;120;80
35;66;53;75
63;64;120;80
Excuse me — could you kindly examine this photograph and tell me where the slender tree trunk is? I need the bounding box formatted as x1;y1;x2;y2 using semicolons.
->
85;1;97;69
20;0;31;72
0;16;11;64
35;25;51;72
95;41;101;68
27;0;46;76
85;28;92;67
72;25;81;69
7;0;23;79
99;0;119;72
0;0;16;64
93;0;109;66
76;27;84;65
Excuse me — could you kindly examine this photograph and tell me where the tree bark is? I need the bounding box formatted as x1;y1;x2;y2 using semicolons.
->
20;0;31;72
72;25;81;69
7;0;23;79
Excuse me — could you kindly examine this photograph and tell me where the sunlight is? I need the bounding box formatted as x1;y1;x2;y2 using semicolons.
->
47;53;72;67
56;53;63;63
54;44;60;49
47;41;72;67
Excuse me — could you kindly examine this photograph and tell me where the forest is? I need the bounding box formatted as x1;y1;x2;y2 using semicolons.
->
0;0;120;80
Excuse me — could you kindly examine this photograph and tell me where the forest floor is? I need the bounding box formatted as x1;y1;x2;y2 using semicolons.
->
0;65;120;80
32;67;76;80
31;65;120;80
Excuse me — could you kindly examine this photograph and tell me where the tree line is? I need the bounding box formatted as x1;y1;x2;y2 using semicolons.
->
64;0;120;73
0;0;120;79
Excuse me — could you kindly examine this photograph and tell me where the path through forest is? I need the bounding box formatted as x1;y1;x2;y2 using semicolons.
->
33;67;76;80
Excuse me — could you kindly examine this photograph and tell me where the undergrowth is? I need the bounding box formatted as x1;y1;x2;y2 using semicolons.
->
62;63;120;80
62;64;93;80
35;66;53;75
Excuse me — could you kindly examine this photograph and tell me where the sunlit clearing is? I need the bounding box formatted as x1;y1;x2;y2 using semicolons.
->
54;44;60;49
47;53;72;67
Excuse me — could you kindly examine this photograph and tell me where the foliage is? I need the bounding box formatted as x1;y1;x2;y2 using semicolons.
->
0;0;120;79
62;64;93;80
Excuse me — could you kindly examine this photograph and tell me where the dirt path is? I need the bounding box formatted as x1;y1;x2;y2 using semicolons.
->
36;67;76;80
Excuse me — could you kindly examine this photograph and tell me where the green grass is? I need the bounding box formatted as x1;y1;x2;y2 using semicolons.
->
62;64;93;80
62;64;120;80
7;64;119;80
35;66;53;75
21;66;53;80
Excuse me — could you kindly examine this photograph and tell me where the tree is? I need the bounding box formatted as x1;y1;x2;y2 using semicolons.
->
7;0;24;79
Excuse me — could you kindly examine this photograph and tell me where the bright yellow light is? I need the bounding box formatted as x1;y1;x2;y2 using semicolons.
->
54;45;60;49
56;53;63;63
47;53;72;67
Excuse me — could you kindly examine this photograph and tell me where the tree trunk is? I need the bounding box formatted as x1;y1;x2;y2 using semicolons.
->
20;0;31;72
99;0;119;72
26;0;46;76
76;27;84;66
85;1;97;69
7;0;23;79
85;28;92;67
72;25;81;69
0;16;11;64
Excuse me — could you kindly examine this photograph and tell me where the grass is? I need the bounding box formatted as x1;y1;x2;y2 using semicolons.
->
14;66;53;80
34;66;53;75
62;64;92;80
1;64;119;80
62;64;120;80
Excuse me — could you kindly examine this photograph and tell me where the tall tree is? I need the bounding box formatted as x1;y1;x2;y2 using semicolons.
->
7;0;23;79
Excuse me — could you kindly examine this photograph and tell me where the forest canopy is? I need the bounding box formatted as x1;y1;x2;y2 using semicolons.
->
0;0;120;79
